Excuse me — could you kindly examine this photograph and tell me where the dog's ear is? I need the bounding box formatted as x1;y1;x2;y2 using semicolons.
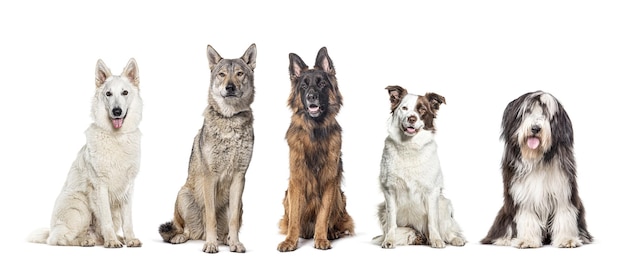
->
95;59;112;88
386;85;407;113
122;58;140;87
314;47;335;76
289;53;308;80
425;92;446;112
206;44;223;71
241;43;257;71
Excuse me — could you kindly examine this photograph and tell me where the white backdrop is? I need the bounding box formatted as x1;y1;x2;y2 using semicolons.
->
1;1;624;262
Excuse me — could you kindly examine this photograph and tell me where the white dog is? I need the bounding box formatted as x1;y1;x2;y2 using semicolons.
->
373;85;466;248
28;58;143;248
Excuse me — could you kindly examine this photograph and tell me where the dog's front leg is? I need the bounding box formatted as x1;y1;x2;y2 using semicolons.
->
313;181;336;250
426;192;445;248
202;175;220;253
550;203;582;248
227;173;246;253
277;186;302;252
381;189;398;248
120;189;141;247
93;184;123;248
512;208;543;248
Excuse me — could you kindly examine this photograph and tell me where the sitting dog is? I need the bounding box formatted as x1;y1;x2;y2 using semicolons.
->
373;85;466;248
481;90;593;248
277;47;354;252
159;43;256;253
28;58;143;248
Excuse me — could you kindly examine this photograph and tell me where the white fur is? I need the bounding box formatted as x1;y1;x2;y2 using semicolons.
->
28;58;143;248
375;92;465;248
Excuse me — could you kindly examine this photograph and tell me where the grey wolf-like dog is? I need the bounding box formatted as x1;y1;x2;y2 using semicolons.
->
159;43;256;253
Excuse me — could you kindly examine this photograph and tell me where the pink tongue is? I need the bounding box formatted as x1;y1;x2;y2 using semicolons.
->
112;118;124;129
527;137;540;149
309;106;319;113
406;127;416;133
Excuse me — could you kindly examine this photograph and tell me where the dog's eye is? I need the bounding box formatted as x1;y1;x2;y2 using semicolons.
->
300;83;307;89
218;72;226;77
237;72;244;77
122;90;129;96
319;81;327;88
105;91;112;97
401;106;408;111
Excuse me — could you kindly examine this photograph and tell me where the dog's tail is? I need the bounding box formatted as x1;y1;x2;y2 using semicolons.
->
27;228;50;244
158;221;178;242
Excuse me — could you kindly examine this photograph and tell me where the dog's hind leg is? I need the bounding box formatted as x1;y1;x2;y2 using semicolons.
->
437;196;466;246
48;194;95;247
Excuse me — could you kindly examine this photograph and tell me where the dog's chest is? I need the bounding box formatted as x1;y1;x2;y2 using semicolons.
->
510;161;572;211
381;137;443;190
85;128;141;192
201;112;254;175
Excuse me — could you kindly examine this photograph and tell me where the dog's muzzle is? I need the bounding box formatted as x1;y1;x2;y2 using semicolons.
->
305;91;322;117
111;107;125;129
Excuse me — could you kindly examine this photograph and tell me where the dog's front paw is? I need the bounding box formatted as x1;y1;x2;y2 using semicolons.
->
170;234;188;244
229;241;246;253
553;237;582;248
512;238;542;249
430;239;446;248
202;241;219;253
314;238;331;250
277;240;298;252
126;238;142;247
80;238;96;247
381;239;395;249
104;239;124;248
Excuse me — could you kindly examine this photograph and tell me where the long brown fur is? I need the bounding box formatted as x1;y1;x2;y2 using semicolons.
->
277;47;354;252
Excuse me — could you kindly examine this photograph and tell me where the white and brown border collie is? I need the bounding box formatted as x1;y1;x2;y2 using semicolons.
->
481;90;592;248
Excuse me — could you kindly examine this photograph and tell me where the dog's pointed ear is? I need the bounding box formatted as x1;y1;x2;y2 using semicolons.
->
241;43;257;70
425;92;446;112
289;53;308;80
314;47;335;76
386;85;407;113
95;59;112;88
206;44;223;71
122;58;140;87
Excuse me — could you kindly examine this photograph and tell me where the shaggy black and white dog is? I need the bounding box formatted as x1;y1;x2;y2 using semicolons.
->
481;91;592;248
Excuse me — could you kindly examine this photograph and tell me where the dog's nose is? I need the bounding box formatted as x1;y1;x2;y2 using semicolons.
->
112;107;123;117
225;83;236;93
531;125;541;134
408;116;417;124
307;92;318;102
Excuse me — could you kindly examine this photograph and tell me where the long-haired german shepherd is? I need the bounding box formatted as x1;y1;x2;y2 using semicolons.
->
277;47;354;252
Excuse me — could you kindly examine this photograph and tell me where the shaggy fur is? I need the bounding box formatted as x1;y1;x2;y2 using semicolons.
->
28;58;143;248
373;85;466;249
277;47;354;252
158;44;256;253
481;90;592;248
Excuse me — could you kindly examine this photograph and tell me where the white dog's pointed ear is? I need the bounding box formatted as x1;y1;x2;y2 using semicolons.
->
386;85;407;113
207;44;223;71
122;58;140;87
289;53;308;80
314;47;335;76
241;43;257;70
95;59;112;87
